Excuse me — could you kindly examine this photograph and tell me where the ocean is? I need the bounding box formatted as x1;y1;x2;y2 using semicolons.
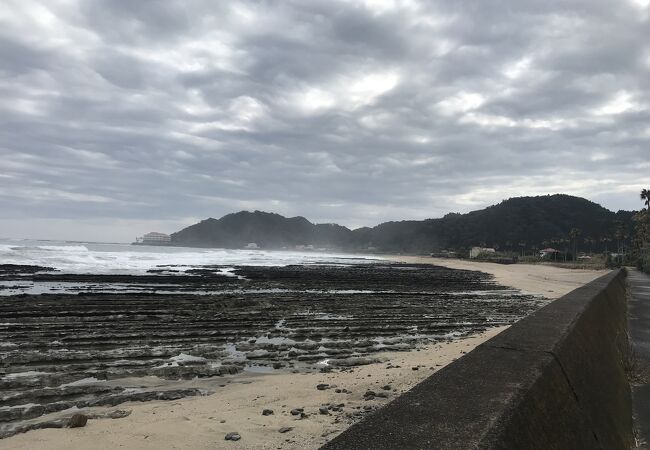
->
0;239;383;275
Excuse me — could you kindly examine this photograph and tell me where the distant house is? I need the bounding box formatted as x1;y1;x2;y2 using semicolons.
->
469;247;496;259
539;248;559;258
136;232;171;244
244;243;259;249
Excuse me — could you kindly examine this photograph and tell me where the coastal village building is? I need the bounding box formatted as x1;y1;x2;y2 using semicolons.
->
136;232;172;244
469;247;496;259
539;248;560;258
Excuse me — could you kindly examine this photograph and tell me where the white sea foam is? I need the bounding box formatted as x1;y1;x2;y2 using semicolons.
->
0;239;382;275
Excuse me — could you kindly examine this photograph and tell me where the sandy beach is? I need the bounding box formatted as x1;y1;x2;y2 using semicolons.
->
0;259;607;450
393;256;608;300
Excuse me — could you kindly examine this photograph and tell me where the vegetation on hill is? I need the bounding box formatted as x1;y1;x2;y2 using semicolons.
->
633;189;650;273
171;194;637;255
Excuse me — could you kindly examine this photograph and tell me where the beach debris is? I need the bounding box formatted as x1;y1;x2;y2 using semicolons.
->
68;413;88;428
279;426;293;433
225;432;241;441
262;409;274;416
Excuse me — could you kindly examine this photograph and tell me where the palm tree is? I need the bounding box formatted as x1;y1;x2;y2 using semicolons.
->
614;227;628;254
600;235;612;254
641;189;650;209
569;228;581;261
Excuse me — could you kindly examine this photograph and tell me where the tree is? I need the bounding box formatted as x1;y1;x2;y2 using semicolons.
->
634;189;650;273
641;188;650;209
600;235;612;254
614;226;627;254
569;228;581;260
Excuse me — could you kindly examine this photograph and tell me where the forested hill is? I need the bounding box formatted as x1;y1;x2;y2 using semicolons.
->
170;211;356;249
170;195;636;254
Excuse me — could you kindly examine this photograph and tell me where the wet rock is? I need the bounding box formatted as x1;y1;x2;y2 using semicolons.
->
225;432;241;441
363;390;376;399
87;409;132;420
0;262;542;430
68;414;88;428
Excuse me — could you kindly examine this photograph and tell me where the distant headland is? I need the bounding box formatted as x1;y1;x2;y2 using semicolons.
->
159;194;636;256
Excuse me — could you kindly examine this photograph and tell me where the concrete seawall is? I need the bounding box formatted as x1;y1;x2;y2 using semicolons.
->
323;269;632;449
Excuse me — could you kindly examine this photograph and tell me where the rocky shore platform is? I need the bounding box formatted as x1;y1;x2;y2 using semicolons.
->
0;262;544;439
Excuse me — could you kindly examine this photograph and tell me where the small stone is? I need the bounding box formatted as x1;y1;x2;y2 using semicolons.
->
279;427;293;433
319;406;329;415
273;362;283;369
69;414;88;428
262;409;274;416
220;420;226;423
290;408;302;416
363;390;376;398
225;432;241;441
334;389;342;393
412;366;419;371
382;385;392;391
316;384;330;391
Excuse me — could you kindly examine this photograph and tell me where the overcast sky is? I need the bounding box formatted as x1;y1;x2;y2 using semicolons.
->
1;0;649;242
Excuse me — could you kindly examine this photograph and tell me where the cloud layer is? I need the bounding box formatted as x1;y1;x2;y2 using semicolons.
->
1;0;649;240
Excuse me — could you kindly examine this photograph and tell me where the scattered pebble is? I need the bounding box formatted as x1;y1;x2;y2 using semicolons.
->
224;432;241;441
279;427;293;433
262;409;274;416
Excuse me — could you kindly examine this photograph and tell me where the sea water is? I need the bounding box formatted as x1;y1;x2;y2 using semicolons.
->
0;239;381;274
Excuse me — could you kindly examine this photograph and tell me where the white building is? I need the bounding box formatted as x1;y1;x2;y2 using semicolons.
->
469;247;496;259
137;232;171;244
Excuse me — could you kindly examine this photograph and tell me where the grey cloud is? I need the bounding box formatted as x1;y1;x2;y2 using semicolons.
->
0;0;649;240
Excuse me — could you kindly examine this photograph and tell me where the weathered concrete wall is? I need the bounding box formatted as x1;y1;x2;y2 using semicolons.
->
322;269;632;450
